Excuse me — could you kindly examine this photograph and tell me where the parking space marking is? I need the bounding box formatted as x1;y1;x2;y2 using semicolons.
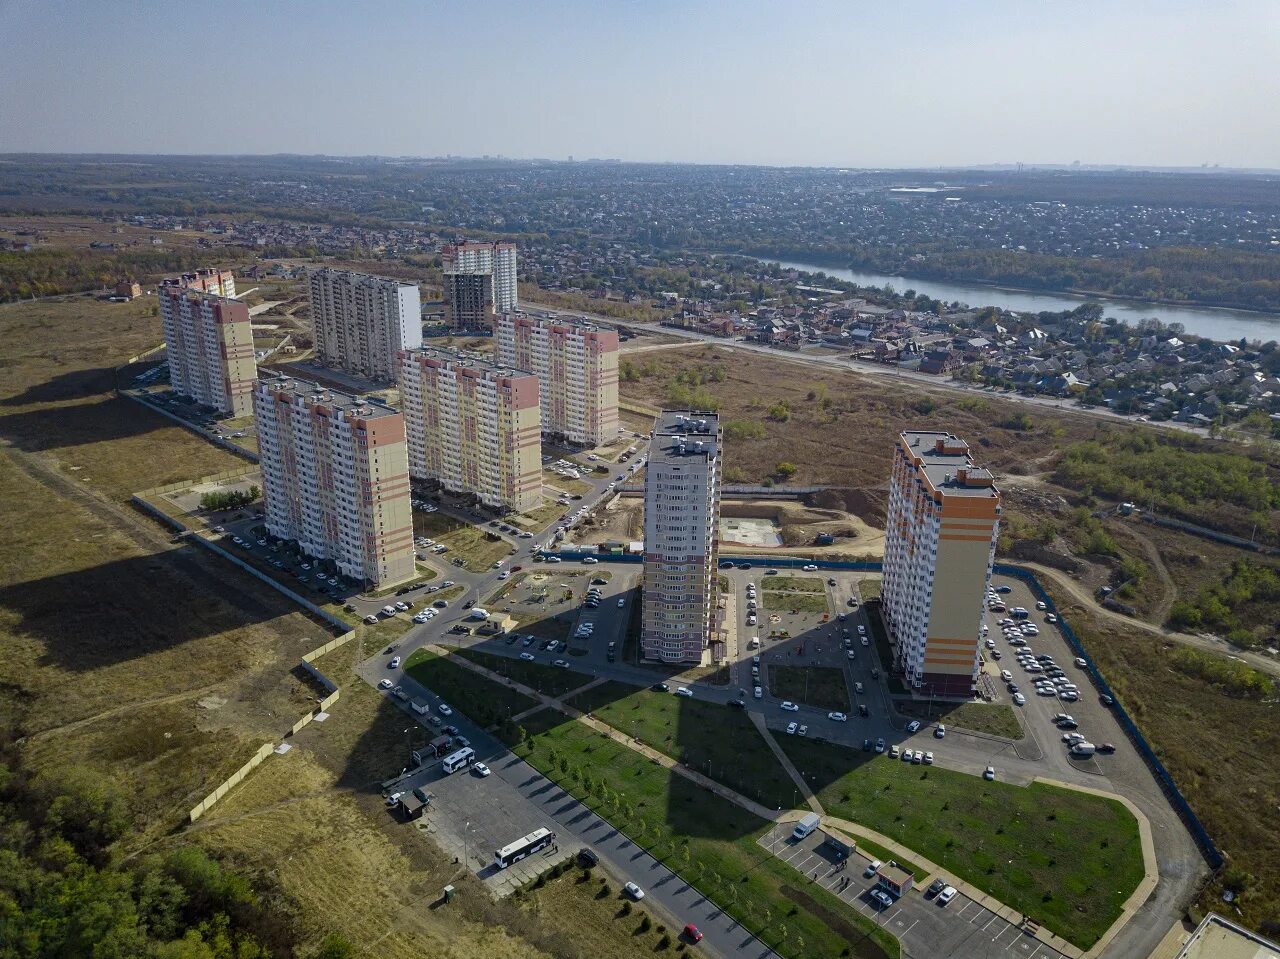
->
990;923;1018;944
982;911;1003;931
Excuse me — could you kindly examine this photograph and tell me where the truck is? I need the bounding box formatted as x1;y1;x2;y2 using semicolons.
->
1070;742;1097;758
410;698;430;716
792;812;821;840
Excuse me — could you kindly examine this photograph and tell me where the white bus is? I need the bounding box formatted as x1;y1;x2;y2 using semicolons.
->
441;747;475;774
494;827;556;869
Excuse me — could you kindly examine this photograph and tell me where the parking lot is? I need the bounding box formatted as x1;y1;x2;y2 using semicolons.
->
758;823;1068;959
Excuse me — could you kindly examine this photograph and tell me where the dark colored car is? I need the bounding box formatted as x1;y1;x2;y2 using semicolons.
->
862;739;872;752
577;848;599;868
651;683;669;692
927;878;947;897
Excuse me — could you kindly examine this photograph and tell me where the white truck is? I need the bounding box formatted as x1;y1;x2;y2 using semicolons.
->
792;812;821;840
1070;742;1097;758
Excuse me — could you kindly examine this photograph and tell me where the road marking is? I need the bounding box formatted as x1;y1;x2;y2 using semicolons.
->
954;900;975;919
990;923;1017;944
983;912;1002;931
902;918;919;938
1026;943;1045;958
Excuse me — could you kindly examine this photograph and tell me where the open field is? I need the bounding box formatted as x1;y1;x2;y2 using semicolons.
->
762;588;831;615
767;665;850;713
515;707;898;959
452;648;591;699
506;495;566;531
414;511;514;572
402;649;539;725
541;468;594;497
776;737;1145;949
567;682;798;810
761;575;826;593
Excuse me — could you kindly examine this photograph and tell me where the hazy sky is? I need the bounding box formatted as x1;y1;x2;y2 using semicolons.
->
2;0;1277;169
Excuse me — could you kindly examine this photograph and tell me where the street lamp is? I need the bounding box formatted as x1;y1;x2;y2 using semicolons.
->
464;820;472;868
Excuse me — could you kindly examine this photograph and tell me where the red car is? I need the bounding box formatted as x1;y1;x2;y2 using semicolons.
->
683;923;703;943
510;565;523;572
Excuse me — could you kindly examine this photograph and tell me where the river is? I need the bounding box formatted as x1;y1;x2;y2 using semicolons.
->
768;259;1280;344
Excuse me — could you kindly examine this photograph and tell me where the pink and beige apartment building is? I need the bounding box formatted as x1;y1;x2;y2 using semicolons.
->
441;239;518;329
398;347;542;513
158;286;257;416
881;431;1002;697
253;376;416;587
494;313;620;447
642;412;722;664
160;268;236;298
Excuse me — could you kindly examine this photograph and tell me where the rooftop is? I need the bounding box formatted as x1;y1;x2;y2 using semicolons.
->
651;410;720;466
401;345;533;380
307;265;418;288
257;373;401;420
900;430;999;499
1173;913;1280;959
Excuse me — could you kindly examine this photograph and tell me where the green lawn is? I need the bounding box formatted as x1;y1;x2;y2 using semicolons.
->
566;682;797;810
763;576;826;593
776;737;1144;950
507;496;566;531
514;709;897;959
402;649;539;725
767;665;850;713
857;577;882;601
896;701;1024;740
414;512;514;572
453;648;590;698
762;589;831;615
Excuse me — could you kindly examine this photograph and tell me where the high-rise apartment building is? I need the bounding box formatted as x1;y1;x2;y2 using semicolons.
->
441;240;517;329
641;412;722;664
160;268;236;299
881;431;1001;697
398;347;542;512
159;286;257;416
494;313;620;447
253;375;416;587
308;268;422;383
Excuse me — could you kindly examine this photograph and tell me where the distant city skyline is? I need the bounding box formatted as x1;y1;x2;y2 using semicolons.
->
1;0;1277;170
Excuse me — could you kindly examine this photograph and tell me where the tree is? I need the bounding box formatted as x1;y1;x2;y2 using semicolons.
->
310;933;356;959
774;462;798;480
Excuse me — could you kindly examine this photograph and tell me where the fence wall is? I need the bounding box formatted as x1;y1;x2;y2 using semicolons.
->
189;743;273;822
1140;511;1277;556
547;549;1222;868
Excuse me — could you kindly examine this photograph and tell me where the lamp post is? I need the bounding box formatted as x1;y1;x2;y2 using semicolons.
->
464;821;471;868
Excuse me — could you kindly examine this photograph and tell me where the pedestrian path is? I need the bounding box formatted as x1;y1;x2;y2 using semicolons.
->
749;711;824;814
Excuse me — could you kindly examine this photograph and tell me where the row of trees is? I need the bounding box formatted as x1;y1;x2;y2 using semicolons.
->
200;487;261;512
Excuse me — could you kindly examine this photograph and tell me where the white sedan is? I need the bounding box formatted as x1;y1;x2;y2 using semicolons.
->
624;881;645;900
802;564;818;571
437;703;453;716
780;701;800;712
378;678;393;690
473;762;491;777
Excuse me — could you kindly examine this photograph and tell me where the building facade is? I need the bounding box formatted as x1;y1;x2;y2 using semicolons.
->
441;240;517;329
253;375;416;587
308;268;422;383
160;268;236;298
881;431;1001;697
494;312;620;447
398;347;542;512
641;412;721;663
159;286;257;416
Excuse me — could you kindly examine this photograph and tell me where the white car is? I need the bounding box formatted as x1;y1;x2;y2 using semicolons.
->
378;678;393;690
389;656;401;669
675;687;693;698
473;762;491;777
984;766;996;781
553;659;569;668
923;751;934;765
798;725;808;736
1012;693;1026;706
906;720;921;733
902;748;914;762
520;652;535;661
786;722;798;735
498;571;510;580
828;711;848;722
582;557;598;564
1036;601;1047;610
437;703;453;716
624;881;645;900
802;564;818;571
780;701;799;712
937;885;958;905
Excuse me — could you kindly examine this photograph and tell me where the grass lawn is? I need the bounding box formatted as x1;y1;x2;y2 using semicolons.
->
514;709;897;959
402;649;539;726
452;648;589;698
776;737;1144;950
764;576;826;593
857;577;882;601
762;589;831;615
369;564;437;597
507;496;566;531
414;512;514;572
767;665;850;712
566;682;798;810
542;469;593;497
896;701;1023;740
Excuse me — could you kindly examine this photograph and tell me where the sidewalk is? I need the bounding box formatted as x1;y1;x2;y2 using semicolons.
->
749;711;824;814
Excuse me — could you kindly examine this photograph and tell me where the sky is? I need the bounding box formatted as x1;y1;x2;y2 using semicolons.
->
1;0;1277;170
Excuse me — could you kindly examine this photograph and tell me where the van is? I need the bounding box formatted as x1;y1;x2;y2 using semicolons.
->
792;812;821;840
749;636;761;648
1070;742;1096;758
469;607;489;620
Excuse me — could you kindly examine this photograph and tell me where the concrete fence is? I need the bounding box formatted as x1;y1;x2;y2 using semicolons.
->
121;392;260;464
189;743;274;822
135;466;259;500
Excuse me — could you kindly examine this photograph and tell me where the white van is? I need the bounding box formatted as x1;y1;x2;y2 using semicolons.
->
468;607;489;620
749;636;761;648
792;812;821;840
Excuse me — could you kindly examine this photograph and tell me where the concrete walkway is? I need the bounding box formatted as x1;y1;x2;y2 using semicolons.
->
749;711;824;814
424;645;1158;959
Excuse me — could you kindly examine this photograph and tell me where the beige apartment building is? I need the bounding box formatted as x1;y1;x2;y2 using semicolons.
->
158;285;257;416
495;312;620;447
253;375;416;587
160;268;236;298
398;347;542;512
308;268;422;383
641;412;722;664
441;240;518;329
881;431;1001;697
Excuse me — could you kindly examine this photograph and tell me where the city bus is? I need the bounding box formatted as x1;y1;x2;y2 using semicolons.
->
441;746;475;774
494;827;556;869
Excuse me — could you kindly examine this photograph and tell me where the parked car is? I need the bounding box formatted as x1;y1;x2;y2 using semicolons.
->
906;720;921;733
624;881;645;900
936;886;958;906
780;701;799;712
827;711;847;722
388;656;401;669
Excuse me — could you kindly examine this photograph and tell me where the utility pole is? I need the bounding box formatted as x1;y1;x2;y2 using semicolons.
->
464;821;471;868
